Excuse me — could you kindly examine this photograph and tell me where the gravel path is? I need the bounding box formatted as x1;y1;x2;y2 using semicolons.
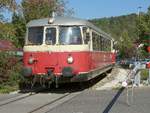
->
93;67;130;90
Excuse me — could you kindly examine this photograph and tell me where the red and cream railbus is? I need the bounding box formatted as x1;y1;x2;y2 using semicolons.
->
22;16;115;87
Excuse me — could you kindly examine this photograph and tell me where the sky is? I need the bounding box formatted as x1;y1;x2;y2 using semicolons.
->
3;0;150;21
67;0;150;19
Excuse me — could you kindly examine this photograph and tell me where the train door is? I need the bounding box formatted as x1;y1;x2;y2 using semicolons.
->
82;27;92;70
43;26;59;67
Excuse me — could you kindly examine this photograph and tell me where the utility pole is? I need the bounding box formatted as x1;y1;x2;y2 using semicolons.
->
137;6;142;60
133;6;142;86
137;6;142;41
148;65;150;84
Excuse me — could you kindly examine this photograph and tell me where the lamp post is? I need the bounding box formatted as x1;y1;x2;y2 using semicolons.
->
133;6;142;86
137;6;142;39
137;6;142;60
138;6;142;31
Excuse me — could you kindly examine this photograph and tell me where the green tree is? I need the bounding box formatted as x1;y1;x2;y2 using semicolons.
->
137;6;150;57
91;14;137;42
0;0;17;11
21;0;55;23
21;0;72;23
0;0;18;46
117;31;135;58
137;6;150;40
14;0;72;46
0;22;16;41
12;13;26;47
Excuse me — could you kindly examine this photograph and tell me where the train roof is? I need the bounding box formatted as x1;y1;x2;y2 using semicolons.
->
27;16;114;40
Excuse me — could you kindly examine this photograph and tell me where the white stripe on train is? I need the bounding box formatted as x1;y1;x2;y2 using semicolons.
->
23;45;90;52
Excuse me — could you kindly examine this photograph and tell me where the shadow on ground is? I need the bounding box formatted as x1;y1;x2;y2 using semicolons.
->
19;72;109;94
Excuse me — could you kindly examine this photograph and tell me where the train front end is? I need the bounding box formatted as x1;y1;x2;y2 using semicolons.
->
23;17;91;86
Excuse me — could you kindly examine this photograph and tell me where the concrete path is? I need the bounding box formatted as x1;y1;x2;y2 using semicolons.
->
47;87;150;113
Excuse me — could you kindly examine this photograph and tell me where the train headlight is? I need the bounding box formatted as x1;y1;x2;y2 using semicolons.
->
67;56;74;64
28;57;34;64
48;18;54;24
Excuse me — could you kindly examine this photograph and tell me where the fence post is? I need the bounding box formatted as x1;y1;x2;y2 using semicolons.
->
148;68;150;85
134;70;141;86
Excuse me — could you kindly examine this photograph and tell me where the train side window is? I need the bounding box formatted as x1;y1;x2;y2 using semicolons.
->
92;32;95;50
28;27;43;45
107;40;111;51
83;27;90;44
45;28;56;45
106;40;108;51
99;36;102;51
96;34;99;51
92;32;97;51
108;40;111;51
98;36;101;51
103;39;106;51
93;32;100;51
101;37;104;51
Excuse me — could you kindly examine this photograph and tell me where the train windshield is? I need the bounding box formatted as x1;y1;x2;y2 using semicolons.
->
59;26;82;45
45;27;56;45
27;27;43;45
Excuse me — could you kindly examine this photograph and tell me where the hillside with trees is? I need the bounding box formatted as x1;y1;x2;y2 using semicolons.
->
91;14;138;41
90;11;150;58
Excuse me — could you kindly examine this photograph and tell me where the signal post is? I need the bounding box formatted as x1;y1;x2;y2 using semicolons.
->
147;46;150;84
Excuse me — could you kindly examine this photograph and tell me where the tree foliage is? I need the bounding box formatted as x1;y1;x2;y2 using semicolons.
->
117;31;135;58
138;6;150;41
0;22;16;42
91;14;138;42
0;0;72;47
12;13;26;47
21;0;57;23
21;0;73;23
0;0;17;11
136;6;150;57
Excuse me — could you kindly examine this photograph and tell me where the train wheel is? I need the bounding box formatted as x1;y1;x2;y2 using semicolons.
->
19;76;33;91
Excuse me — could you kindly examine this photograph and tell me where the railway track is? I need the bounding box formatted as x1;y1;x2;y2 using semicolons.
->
0;93;34;107
0;87;46;107
0;87;85;113
27;72;112;113
28;93;70;113
0;71;110;113
28;92;81;113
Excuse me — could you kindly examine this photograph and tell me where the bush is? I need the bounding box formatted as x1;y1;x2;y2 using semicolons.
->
141;69;149;80
0;52;22;93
